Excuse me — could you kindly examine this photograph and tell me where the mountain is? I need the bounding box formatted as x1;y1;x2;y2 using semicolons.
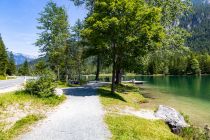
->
13;53;36;65
180;0;210;53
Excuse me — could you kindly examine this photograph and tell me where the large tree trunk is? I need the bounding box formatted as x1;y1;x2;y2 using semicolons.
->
111;43;116;93
115;68;122;85
95;55;100;81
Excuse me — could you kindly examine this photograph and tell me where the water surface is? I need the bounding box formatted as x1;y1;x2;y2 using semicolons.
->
130;76;210;127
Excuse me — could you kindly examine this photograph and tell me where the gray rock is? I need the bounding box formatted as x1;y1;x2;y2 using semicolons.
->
154;105;189;129
54;88;63;97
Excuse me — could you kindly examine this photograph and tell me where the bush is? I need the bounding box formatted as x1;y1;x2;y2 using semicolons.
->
0;75;6;80
26;70;56;97
180;126;208;140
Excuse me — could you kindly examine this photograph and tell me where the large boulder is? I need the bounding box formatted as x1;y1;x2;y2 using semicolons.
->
54;88;63;97
154;105;189;133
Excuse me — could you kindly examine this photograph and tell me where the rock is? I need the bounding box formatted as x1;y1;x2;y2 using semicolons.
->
154;105;189;132
54;88;63;97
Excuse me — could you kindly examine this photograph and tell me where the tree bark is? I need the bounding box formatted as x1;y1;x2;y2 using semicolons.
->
115;68;122;85
111;43;116;93
95;55;100;81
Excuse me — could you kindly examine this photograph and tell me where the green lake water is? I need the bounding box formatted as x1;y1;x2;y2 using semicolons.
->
128;75;210;127
83;75;210;127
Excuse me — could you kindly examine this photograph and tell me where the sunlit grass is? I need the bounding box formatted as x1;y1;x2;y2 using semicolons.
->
0;114;44;140
98;84;183;140
105;114;182;140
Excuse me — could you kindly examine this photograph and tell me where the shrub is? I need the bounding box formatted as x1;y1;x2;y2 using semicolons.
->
0;75;6;80
26;70;56;97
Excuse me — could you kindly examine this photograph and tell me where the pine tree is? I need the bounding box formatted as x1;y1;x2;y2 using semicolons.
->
6;52;16;76
18;60;30;76
36;1;70;80
0;34;8;76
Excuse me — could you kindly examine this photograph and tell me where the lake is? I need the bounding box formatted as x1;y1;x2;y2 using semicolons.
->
83;75;210;127
129;75;210;128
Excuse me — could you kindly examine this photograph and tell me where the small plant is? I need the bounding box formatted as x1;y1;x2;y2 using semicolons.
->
26;70;56;97
0;75;6;80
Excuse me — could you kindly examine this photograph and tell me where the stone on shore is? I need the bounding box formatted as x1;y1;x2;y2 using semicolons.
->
154;105;189;133
54;88;63;97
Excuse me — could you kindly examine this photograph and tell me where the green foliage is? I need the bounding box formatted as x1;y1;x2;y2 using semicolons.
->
34;60;47;75
6;52;16;76
190;58;201;75
25;70;56;97
0;75;6;80
0;34;8;76
181;3;210;53
179;126;209;140
36;1;70;80
18;60;30;76
82;0;165;92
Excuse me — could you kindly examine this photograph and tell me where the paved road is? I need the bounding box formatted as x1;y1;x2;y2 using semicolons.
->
20;83;111;140
0;77;25;91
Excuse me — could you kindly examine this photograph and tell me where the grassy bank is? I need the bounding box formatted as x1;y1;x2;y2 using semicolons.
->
98;84;181;140
0;90;66;139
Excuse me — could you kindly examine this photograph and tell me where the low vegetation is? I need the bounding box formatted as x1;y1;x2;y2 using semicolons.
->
106;114;181;140
98;84;210;140
0;70;66;139
98;84;181;140
0;75;6;80
98;84;147;112
0;114;44;140
0;91;66;140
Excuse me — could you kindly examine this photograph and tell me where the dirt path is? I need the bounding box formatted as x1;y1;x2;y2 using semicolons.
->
19;83;111;140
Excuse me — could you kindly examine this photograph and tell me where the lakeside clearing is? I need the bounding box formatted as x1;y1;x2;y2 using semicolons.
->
97;84;182;140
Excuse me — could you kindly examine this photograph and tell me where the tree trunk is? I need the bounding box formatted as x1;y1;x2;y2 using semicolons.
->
115;68;122;85
95;55;100;81
57;67;60;81
111;43;116;93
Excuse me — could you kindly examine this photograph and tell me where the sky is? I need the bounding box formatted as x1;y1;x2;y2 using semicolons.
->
0;0;87;57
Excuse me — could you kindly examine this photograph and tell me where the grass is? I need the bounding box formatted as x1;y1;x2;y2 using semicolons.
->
0;75;6;80
105;114;182;140
0;90;66;108
98;84;147;111
0;114;44;140
98;84;184;140
0;90;66;140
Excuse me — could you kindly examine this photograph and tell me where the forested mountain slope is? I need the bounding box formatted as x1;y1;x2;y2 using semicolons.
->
181;0;210;52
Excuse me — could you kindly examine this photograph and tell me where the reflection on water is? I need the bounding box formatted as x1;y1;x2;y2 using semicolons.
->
132;76;210;101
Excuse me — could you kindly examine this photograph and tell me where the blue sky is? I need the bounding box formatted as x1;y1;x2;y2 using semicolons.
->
0;0;87;57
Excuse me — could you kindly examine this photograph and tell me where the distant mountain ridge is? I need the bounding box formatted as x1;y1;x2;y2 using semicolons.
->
12;52;36;65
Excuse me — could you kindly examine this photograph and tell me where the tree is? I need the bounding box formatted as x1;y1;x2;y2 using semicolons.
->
18;60;30;76
70;0;94;11
82;0;164;93
34;60;47;75
36;1;70;80
0;34;8;76
191;58;201;75
6;52;16;76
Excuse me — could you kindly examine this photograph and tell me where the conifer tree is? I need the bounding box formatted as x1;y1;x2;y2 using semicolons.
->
0;34;8;76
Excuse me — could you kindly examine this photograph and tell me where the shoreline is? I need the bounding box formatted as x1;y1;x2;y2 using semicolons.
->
139;84;210;128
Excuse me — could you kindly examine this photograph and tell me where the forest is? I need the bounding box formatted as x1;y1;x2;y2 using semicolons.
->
0;0;210;91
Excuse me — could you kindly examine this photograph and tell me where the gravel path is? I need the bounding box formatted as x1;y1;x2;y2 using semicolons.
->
19;83;111;140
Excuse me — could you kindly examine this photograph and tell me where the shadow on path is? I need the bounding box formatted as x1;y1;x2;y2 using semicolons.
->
63;86;97;97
